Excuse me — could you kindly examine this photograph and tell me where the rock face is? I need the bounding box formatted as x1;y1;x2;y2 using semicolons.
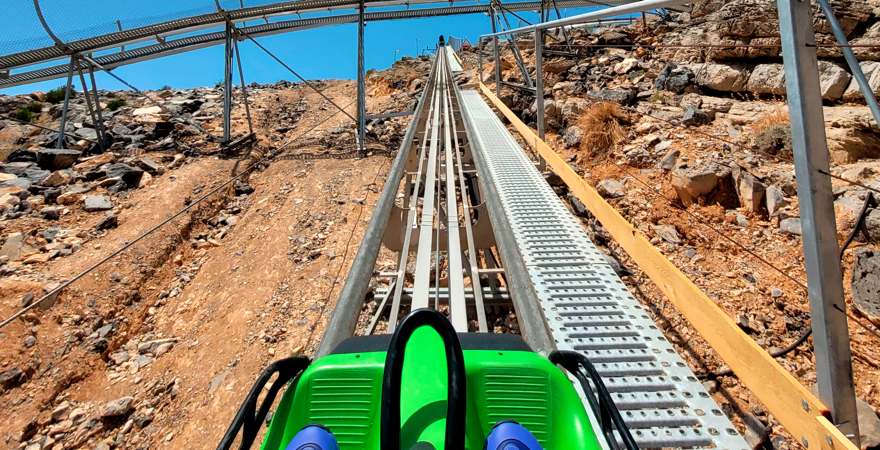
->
851;247;880;317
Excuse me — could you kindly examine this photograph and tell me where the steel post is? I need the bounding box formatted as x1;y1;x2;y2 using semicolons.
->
490;7;501;98
76;68;103;152
776;0;860;444
87;66;107;148
535;28;545;140
478;38;484;83
357;0;367;155
223;22;234;143
816;0;880;127
56;57;76;149
232;33;254;134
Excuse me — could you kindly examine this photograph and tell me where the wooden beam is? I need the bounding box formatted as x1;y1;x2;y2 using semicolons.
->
477;81;858;450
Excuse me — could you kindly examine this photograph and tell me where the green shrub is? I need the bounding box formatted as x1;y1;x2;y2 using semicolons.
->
106;98;126;111
26;101;43;113
13;107;34;122
45;86;73;104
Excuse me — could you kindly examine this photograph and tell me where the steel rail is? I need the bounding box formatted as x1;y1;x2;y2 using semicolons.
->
441;56;467;331
315;53;438;356
0;0;603;89
483;0;688;36
447;48;489;332
411;54;443;310
388;69;438;330
2;0;498;70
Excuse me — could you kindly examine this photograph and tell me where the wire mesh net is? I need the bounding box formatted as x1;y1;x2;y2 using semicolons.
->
1;0;280;56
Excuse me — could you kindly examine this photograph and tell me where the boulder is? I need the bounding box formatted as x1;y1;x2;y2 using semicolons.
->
0;367;26;390
561;98;590;123
104;163;144;188
818;61;852;101
1;232;25;260
692;63;751;92
681;107;714;126
856;396;880;449
35;148;81;170
40;170;72;187
659;148;680;171
563;126;583;148
75;127;98;141
587;88;636;106
851;247;880;317
732;167;766;213
746;64;787;96
670;163;731;206
543;59;576;74
597;178;625;198
132;106;163;117
655;63;695;94
780;217;802;235
653;224;682;244
101;396;135;419
765;185;788;216
83;195;113;212
843;61;880;102
613;58;640;74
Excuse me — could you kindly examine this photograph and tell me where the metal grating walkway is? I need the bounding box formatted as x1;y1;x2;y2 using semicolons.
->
458;89;749;449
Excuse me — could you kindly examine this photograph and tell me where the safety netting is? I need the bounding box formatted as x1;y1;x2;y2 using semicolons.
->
2;0;287;56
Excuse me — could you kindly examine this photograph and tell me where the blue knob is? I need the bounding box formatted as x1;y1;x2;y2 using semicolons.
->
284;425;339;450
485;421;543;450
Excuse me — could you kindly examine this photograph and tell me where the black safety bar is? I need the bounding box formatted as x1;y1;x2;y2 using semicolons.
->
549;350;639;450
380;309;467;450
217;356;311;450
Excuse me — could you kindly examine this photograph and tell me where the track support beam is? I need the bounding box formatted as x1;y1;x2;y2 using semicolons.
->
357;0;367;155
777;0;860;444
223;21;234;143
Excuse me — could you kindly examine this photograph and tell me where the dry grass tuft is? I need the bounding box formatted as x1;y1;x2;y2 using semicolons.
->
749;106;790;135
577;102;630;155
750;107;792;159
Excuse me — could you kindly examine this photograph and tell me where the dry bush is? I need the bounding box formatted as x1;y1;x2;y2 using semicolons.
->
577;101;630;155
750;107;790;135
750;107;792;160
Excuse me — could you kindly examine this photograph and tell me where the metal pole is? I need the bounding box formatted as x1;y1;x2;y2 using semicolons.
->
56;57;76;149
232;32;254;134
357;0;367;155
478;38;484;82
223;21;234;143
535;28;545;140
490;7;501;98
777;0;860;444
816;0;880;127
87;65;107;148
76;67;104;152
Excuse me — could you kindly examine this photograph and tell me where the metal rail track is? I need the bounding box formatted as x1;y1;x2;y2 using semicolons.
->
314;46;750;448
454;73;749;448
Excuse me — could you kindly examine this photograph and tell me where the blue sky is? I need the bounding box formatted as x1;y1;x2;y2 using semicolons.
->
1;1;595;96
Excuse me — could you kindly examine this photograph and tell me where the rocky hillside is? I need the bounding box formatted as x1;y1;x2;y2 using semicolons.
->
463;0;880;447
